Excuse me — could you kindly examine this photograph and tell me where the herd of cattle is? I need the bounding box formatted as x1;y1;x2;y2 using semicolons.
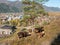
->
17;27;45;39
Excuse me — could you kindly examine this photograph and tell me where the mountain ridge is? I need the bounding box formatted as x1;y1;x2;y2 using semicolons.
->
43;5;60;12
0;0;60;12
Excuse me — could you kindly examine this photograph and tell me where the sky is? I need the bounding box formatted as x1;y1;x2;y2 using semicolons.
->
44;0;60;8
8;0;60;8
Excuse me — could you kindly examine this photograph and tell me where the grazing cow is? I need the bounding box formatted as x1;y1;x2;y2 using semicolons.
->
34;27;44;33
17;31;31;38
34;27;45;38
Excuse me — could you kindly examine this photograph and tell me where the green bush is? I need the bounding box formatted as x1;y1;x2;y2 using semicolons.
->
34;24;40;28
21;28;27;31
43;21;49;25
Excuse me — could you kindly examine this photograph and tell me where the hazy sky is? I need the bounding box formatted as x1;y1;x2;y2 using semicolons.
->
44;0;60;8
9;0;60;8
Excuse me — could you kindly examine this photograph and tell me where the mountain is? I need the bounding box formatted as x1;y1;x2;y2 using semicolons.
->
0;0;23;13
0;0;8;3
0;0;23;8
43;5;60;12
0;0;60;13
0;3;20;13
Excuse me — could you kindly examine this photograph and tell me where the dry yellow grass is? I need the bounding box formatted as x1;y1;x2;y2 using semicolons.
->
48;12;60;16
0;15;60;45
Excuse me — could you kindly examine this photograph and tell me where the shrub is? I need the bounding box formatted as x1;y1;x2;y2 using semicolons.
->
43;21;49;25
34;24;40;28
21;28;27;32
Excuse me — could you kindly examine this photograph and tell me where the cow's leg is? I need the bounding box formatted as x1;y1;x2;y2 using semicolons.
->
39;31;45;38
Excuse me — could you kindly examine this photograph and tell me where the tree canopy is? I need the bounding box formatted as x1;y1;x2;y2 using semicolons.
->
22;0;49;4
21;0;49;26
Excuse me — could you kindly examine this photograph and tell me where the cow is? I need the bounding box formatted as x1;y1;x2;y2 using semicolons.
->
34;27;44;33
34;27;45;38
17;31;31;38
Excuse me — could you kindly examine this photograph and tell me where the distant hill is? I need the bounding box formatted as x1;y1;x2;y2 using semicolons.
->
0;0;23;13
43;6;60;12
0;3;21;13
0;0;8;3
0;0;23;9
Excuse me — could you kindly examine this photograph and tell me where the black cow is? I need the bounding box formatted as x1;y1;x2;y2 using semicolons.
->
34;27;44;33
34;27;45;38
11;26;17;33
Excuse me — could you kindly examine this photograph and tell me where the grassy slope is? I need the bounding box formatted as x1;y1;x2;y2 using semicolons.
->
48;12;60;16
0;16;60;45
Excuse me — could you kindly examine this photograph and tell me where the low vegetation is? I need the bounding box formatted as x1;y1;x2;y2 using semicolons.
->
0;0;60;45
0;16;60;45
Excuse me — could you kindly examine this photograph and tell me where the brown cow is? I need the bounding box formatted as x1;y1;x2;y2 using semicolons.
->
17;31;31;38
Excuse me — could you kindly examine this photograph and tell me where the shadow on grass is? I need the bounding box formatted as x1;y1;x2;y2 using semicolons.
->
51;33;60;45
